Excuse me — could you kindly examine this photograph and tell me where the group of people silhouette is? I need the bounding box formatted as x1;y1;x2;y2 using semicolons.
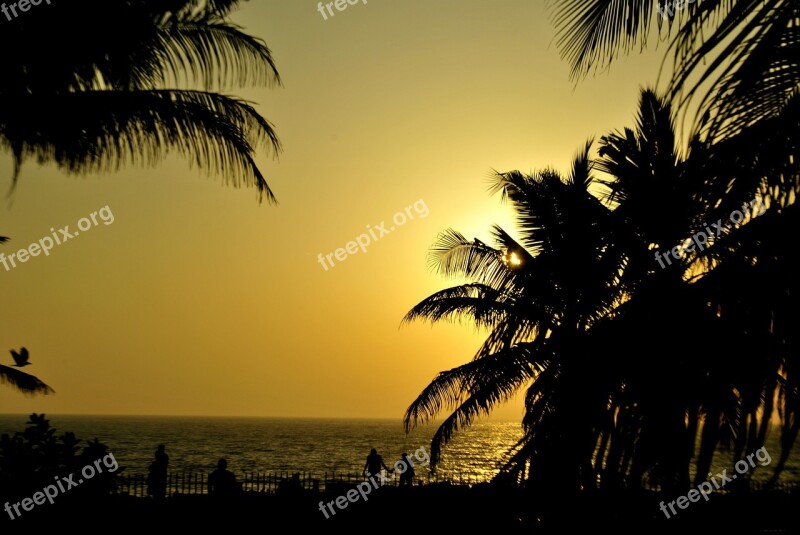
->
145;445;418;499
146;445;240;499
363;448;417;487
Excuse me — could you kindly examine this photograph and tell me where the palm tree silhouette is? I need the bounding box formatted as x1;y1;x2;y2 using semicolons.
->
404;89;799;493
0;0;282;202
403;139;620;488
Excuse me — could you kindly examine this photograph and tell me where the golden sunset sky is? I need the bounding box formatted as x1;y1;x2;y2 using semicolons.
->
1;0;665;418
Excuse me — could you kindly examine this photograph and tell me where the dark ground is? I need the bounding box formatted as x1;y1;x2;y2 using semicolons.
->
2;483;798;533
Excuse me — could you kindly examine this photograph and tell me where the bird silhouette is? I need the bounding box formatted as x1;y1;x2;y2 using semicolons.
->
10;347;30;367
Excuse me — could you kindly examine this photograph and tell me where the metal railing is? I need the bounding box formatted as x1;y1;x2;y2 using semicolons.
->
115;470;488;497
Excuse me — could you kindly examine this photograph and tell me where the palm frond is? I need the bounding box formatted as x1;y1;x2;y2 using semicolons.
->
148;22;281;91
0;90;280;202
0;365;54;396
402;283;516;329
427;229;513;284
547;0;660;81
548;0;799;141
0;0;282;201
671;0;799;140
404;343;545;466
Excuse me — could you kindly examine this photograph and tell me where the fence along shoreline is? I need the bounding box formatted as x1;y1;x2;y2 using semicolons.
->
116;470;485;496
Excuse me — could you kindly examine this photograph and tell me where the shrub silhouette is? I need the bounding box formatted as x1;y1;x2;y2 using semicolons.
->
0;414;121;504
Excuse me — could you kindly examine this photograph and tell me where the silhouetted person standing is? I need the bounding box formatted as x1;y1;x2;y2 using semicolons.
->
147;444;169;499
398;452;415;487
363;448;391;487
208;458;240;498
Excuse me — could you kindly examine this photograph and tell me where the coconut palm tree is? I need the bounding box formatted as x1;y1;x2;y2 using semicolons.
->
546;0;800;489
571;90;799;492
403;138;626;491
404;88;800;493
0;0;281;202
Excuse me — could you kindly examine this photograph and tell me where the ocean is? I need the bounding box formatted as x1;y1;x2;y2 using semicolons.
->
1;415;797;485
0;415;520;482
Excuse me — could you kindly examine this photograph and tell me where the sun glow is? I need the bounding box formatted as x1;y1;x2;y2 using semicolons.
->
507;252;522;266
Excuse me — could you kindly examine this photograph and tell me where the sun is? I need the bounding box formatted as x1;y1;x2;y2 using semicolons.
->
507;251;522;267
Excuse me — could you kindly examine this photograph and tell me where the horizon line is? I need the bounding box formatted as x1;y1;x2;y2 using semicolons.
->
0;412;519;422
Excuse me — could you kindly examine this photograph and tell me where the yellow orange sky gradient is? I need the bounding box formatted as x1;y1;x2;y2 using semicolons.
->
0;0;666;418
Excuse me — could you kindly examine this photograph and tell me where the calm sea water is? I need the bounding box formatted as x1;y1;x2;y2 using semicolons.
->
0;415;797;484
0;415;520;481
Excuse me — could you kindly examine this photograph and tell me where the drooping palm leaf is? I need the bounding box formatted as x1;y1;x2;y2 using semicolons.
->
0;365;54;396
404;342;548;466
547;0;800;141
0;0;282;201
0;90;280;202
